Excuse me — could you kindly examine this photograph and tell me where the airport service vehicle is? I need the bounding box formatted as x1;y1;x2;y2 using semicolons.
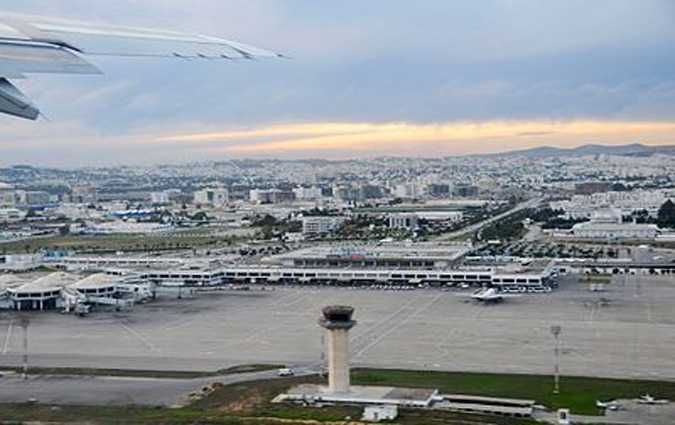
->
277;368;294;377
0;12;283;120
596;400;623;411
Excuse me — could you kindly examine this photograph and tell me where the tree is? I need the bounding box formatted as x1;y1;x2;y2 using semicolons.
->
58;225;70;236
253;214;278;227
657;200;675;229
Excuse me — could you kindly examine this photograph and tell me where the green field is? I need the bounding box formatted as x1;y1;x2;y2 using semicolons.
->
352;368;675;415
0;231;245;254
2;368;674;424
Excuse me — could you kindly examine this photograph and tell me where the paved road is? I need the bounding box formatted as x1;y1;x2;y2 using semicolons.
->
0;366;317;406
534;399;675;425
434;198;542;241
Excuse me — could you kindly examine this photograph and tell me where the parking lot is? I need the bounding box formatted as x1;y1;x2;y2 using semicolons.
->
1;275;674;381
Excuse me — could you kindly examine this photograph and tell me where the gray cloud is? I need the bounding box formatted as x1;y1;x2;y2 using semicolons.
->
0;0;674;165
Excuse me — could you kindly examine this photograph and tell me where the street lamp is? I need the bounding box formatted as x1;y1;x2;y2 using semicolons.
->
18;316;30;380
551;325;562;395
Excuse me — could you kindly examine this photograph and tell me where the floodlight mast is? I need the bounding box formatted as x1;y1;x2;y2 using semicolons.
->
551;325;562;395
19;317;30;380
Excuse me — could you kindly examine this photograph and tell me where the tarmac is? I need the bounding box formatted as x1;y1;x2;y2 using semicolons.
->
0;274;674;382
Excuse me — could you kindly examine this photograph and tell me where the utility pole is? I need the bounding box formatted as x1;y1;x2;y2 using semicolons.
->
19;317;29;380
320;333;326;379
551;325;562;395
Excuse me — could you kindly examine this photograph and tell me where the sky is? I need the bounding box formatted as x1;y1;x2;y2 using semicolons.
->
1;0;675;166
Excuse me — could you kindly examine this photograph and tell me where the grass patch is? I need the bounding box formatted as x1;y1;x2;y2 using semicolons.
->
0;364;284;379
352;368;675;415
0;232;244;254
3;368;675;423
218;364;286;375
582;274;613;284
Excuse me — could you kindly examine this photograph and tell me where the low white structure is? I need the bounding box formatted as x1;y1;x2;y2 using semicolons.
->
0;254;43;271
557;408;571;425
388;213;419;229
272;243;471;270
6;272;76;311
550;189;675;219
0;272;151;312
86;221;173;234
556;208;663;240
362;405;398;422
570;222;661;240
0;208;23;222
302;216;346;235
194;188;229;206
53;255;185;271
293;186;322;201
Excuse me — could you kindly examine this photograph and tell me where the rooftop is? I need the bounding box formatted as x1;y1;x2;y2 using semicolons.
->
272;243;470;262
10;272;78;293
69;273;119;290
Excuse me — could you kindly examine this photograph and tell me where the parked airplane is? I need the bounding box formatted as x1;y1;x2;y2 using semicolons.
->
0;12;283;120
637;394;668;405
458;287;520;304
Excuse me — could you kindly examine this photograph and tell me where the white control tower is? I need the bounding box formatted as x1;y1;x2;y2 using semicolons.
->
319;305;356;394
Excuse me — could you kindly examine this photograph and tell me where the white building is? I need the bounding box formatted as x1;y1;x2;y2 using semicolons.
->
250;189;295;204
550;189;675;219
362;405;398;422
0;254;43;271
302;216;346;235
0;208;23;222
0;272;151;312
388;213;419;229
86;220;173;234
566;209;661;240
150;191;170;204
393;183;422;199
570;222;661;240
415;211;463;222
0;190;16;207
194;188;229;207
293;186;322;200
70;185;98;203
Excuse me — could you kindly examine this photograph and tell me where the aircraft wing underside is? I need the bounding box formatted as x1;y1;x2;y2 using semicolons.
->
0;13;282;120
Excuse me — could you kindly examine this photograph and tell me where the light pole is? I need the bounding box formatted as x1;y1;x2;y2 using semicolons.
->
18;317;29;380
551;325;562;395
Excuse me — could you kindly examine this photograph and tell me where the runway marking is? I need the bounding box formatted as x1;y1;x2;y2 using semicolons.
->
588;302;597;323
281;293;311;309
162;317;198;332
354;292;445;358
2;320;13;355
119;322;159;353
350;296;419;346
269;290;303;307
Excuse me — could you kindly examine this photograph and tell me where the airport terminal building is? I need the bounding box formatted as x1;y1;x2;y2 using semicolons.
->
0;272;151;312
269;243;470;270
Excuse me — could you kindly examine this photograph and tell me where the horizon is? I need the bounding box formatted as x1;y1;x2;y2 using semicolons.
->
0;140;670;170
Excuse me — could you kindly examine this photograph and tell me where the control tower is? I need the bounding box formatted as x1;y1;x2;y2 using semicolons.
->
319;305;356;394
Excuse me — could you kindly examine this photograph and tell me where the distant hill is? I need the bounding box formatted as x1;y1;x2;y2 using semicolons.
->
476;143;675;159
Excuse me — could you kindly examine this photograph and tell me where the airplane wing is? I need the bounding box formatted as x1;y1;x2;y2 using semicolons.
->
0;13;283;120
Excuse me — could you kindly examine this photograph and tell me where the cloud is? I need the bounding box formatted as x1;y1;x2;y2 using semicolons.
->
0;1;674;164
155;120;675;158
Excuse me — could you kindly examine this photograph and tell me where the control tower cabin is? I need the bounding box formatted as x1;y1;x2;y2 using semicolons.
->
319;305;357;394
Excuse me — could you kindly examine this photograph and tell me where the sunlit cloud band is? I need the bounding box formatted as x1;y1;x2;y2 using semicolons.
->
154;120;675;157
